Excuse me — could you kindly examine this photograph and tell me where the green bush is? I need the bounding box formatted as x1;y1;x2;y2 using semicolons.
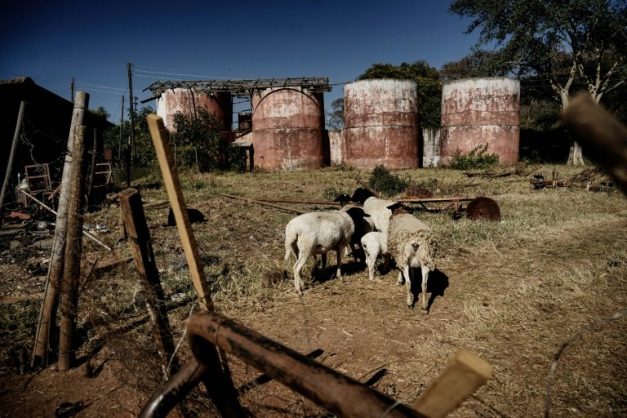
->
368;165;409;196
173;109;241;172
449;144;499;170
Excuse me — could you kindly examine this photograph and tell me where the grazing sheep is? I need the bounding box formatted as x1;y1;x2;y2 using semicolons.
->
361;231;388;281
167;207;206;226
387;205;436;311
350;188;397;238
284;208;355;294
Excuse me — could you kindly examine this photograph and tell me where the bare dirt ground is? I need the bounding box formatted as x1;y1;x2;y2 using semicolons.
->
1;165;626;417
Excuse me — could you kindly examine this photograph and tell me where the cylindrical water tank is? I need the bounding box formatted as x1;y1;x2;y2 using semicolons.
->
440;78;520;165
156;88;232;132
343;79;420;169
251;87;324;170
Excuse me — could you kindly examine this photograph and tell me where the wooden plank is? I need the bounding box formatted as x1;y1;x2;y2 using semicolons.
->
413;350;492;418
119;187;178;378
146;115;212;310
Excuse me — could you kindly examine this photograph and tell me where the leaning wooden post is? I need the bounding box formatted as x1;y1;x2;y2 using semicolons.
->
146;114;245;417
58;125;86;372
0;100;26;218
146;115;212;310
32;92;89;366
119;187;178;378
412;350;493;418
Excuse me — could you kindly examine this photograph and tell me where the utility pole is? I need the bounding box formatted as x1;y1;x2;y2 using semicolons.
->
127;63;135;188
118;95;125;160
70;78;75;103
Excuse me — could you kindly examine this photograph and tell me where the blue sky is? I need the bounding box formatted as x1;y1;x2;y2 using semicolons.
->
1;0;479;123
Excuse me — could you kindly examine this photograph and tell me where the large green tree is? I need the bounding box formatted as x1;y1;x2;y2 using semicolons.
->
450;0;627;165
358;61;442;128
439;49;509;81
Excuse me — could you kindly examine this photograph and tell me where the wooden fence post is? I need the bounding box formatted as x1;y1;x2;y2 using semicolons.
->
412;350;493;418
59;125;86;371
32;92;89;366
0;100;25;218
146;114;245;417
118;187;178;378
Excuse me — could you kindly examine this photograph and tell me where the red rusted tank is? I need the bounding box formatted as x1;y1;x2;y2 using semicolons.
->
343;80;420;169
440;78;520;165
251;88;325;170
156;88;232;132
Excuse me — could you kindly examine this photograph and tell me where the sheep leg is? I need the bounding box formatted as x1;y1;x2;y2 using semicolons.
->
293;250;310;295
364;246;376;281
404;265;414;308
396;269;405;286
421;267;430;312
335;244;345;280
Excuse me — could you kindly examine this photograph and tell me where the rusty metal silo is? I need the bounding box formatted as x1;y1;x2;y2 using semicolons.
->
251;87;325;170
156;88;232;132
440;78;520;165
343;80;420;169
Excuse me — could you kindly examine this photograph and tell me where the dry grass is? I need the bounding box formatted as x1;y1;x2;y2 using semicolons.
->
0;164;625;417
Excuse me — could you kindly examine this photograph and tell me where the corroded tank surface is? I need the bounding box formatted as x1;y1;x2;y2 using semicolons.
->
440;78;520;165
251;88;324;170
343;79;420;169
156;88;232;132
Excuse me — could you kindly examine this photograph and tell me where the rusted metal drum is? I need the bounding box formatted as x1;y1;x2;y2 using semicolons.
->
156;88;232;132
343;80;420;169
251;88;325;170
440;78;520;165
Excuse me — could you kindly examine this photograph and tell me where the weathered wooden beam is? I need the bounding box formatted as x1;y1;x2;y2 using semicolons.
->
32;91;89;367
146;115;212;310
59;125;86;372
412;350;493;418
186;311;422;418
119;187;178;378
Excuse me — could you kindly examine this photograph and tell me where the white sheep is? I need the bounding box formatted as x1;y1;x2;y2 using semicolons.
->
387;207;436;311
350;188;397;238
284;208;355;294
360;231;388;281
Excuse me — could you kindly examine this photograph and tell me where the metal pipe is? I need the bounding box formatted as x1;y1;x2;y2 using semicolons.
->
139;360;208;418
187;311;422;418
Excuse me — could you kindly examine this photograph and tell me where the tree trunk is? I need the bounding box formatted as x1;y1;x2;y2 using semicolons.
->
567;141;586;166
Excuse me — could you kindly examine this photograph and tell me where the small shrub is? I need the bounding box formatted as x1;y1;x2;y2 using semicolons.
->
368;165;409;196
449;144;499;170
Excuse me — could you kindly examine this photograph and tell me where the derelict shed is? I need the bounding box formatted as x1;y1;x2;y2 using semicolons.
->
343;79;421;169
440;77;520;166
145;78;331;171
0;77;112;200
